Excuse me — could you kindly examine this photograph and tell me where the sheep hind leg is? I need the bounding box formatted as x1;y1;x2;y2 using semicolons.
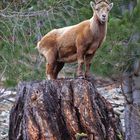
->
46;63;56;79
53;62;65;79
45;49;58;80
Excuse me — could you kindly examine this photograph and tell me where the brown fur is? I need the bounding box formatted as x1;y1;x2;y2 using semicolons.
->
37;1;113;79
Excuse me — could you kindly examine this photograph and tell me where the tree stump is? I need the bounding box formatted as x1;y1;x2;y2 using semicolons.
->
9;79;123;140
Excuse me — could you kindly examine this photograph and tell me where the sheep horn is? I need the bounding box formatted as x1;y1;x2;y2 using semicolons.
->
94;0;111;4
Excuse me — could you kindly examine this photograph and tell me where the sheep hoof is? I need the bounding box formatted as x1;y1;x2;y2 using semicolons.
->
85;73;94;78
76;75;85;79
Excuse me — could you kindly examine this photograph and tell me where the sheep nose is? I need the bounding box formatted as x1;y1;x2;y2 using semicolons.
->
102;14;106;18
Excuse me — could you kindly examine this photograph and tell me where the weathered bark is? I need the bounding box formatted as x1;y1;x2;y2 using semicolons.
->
9;79;123;140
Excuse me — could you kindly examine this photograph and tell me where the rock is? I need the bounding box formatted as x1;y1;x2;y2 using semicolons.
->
9;79;123;140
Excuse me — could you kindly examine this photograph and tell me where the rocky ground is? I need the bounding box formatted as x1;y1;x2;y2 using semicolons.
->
98;84;125;129
0;89;16;140
0;77;125;140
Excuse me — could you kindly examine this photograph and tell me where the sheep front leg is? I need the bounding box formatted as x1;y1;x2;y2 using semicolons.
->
77;47;85;78
77;59;84;77
85;53;95;78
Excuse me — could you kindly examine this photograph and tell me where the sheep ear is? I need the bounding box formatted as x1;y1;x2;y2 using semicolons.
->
90;1;95;9
109;3;113;10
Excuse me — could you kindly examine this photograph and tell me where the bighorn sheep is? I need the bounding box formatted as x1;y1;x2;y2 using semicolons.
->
37;0;113;79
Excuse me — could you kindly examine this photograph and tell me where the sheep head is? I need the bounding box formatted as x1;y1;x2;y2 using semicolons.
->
90;0;113;23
